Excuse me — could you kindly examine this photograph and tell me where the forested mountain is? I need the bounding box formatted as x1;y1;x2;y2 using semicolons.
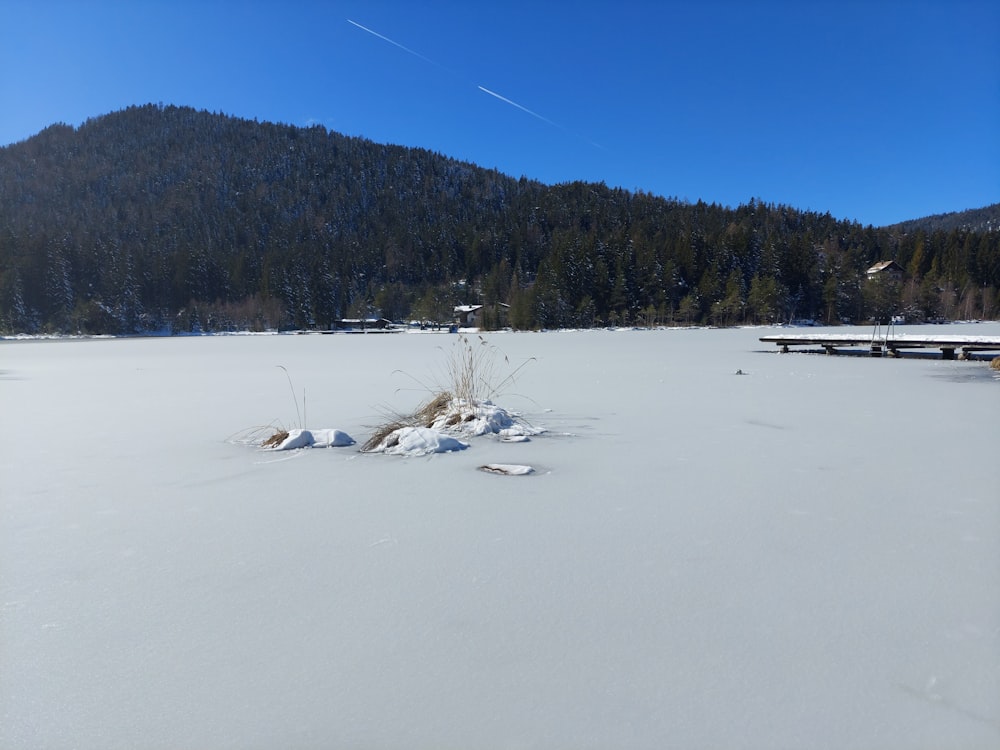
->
889;203;1000;235
2;104;998;334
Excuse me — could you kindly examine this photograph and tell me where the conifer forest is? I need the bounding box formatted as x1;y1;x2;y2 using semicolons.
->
2;104;998;334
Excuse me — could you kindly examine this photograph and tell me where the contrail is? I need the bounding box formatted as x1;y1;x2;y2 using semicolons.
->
477;85;560;128
347;19;604;149
346;19;440;67
477;84;606;150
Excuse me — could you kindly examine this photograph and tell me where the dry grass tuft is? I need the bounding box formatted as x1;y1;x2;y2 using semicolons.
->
415;391;453;426
445;334;532;404
364;335;536;452
226;423;291;449
261;429;290;448
361;390;459;452
361;418;406;453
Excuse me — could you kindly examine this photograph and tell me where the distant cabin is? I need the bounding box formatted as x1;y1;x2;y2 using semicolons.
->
866;260;904;282
454;305;483;327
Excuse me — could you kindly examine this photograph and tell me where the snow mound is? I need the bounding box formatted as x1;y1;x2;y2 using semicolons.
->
426;398;544;439
268;428;355;451
479;463;535;476
362;396;541;457
367;426;468;457
500;434;531;443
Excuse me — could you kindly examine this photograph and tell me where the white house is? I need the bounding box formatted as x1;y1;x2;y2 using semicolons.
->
454;304;483;328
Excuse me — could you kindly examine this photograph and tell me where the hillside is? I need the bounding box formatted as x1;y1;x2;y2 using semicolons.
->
1;104;998;334
887;203;1000;234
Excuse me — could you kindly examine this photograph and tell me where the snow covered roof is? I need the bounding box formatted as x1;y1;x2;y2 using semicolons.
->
866;260;903;275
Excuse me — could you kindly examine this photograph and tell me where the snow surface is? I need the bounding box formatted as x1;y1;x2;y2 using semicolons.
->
2;324;999;749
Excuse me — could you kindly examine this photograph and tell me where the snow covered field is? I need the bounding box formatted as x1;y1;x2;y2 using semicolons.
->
2;325;998;749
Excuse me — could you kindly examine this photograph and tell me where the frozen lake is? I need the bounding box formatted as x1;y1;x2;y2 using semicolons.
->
2;325;999;749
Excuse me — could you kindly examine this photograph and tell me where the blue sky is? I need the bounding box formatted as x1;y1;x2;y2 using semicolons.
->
2;0;998;226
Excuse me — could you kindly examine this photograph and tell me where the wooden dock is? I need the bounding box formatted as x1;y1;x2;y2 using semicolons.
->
759;331;1000;359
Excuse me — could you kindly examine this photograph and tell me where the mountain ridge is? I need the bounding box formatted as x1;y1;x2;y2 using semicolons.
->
886;203;1000;234
1;104;997;334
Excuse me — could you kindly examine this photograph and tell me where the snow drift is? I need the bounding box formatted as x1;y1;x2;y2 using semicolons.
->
265;428;355;450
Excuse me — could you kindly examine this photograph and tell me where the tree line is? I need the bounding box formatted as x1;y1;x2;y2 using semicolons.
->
1;104;998;334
